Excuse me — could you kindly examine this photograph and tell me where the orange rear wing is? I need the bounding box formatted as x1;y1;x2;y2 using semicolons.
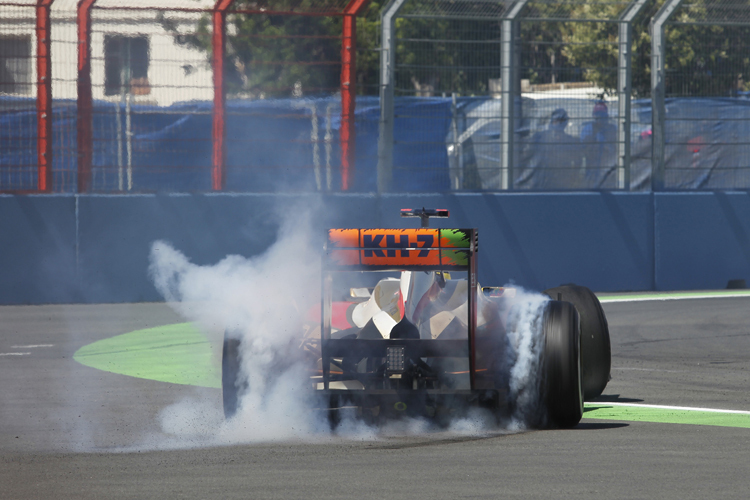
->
325;228;477;270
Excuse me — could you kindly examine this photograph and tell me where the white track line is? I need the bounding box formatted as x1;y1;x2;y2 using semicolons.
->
11;344;54;348
614;367;687;373
0;352;31;356
587;402;750;415
599;292;750;303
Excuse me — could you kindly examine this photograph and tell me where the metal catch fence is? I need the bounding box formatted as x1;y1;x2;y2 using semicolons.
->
659;0;750;189
384;0;507;192
0;0;368;193
513;0;636;192
1;1;42;191
224;2;346;192
82;2;215;192
5;0;750;193
377;0;648;192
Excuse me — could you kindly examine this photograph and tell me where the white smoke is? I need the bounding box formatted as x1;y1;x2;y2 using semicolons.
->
149;207;328;446
146;209;552;447
502;288;550;429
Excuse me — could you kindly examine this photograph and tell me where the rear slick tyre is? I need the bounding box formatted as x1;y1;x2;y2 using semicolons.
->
544;284;611;400
543;300;583;428
222;331;243;419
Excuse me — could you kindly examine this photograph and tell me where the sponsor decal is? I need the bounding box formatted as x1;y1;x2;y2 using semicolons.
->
327;229;472;268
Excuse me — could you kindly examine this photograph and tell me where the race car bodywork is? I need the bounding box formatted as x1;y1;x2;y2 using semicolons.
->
222;210;610;429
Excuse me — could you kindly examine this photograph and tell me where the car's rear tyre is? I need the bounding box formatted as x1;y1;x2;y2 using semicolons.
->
543;300;583;428
222;330;244;419
544;284;611;400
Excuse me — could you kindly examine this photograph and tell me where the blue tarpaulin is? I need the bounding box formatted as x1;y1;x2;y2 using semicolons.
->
2;95;750;192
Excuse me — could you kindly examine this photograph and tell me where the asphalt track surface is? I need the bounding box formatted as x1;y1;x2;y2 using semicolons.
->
2;295;750;499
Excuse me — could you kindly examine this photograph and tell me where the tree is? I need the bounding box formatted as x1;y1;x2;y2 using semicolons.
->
554;0;750;98
394;15;503;97
159;0;383;99
160;0;750;100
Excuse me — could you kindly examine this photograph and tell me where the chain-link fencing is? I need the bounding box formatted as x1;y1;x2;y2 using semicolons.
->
512;0;635;191
0;0;371;193
5;1;750;193
224;1;347;192
84;2;215;192
49;2;79;191
381;0;508;191
657;0;750;189
377;0;653;192
0;1;39;191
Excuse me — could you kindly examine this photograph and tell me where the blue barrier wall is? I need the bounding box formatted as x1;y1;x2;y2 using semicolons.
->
0;192;747;304
74;193;382;303
0;195;77;304
376;193;654;292
655;192;750;290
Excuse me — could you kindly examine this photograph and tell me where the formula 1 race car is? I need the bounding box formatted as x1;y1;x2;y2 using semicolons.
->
222;209;610;428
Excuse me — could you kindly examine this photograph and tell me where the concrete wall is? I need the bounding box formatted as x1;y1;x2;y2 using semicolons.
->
1;192;747;304
655;192;750;290
0;195;78;304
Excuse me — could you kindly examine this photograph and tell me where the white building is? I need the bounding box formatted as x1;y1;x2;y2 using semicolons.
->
0;0;215;106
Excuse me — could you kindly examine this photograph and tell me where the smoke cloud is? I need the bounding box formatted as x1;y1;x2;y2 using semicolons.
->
502;289;550;429
149;206;328;447
146;208;552;448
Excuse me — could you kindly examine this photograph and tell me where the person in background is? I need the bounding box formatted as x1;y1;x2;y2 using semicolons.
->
518;108;583;189
581;101;618;187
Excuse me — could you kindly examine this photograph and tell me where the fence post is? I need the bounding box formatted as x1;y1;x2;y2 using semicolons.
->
212;0;234;191
500;1;527;191
651;0;682;191
617;0;648;191
377;0;406;194
36;0;54;192
341;13;355;191
341;0;368;192
76;0;96;193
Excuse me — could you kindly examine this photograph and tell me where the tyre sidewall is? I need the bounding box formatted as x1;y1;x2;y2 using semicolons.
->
543;301;583;428
544;284;611;400
222;331;242;419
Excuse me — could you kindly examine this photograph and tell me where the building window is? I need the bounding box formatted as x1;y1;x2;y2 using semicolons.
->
0;36;32;95
104;35;150;96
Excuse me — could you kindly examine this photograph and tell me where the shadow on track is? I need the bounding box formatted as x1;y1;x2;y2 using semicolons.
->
592;394;643;403
576;422;630;430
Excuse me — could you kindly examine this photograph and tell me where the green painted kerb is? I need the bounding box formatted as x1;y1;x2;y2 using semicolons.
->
584;405;750;428
74;323;220;388
598;290;750;302
74;323;750;429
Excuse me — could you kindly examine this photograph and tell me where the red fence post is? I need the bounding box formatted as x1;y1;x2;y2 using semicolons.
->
212;0;234;191
77;0;96;193
341;0;368;191
36;0;54;192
